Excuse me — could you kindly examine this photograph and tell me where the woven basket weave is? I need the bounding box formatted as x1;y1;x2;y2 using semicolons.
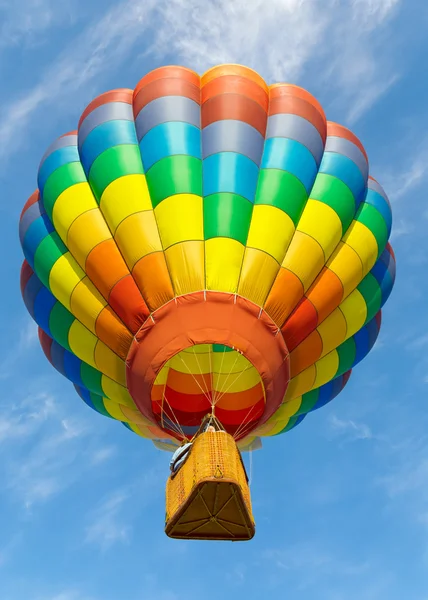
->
165;431;255;541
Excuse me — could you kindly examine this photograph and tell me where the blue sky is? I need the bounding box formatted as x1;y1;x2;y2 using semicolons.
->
1;0;428;598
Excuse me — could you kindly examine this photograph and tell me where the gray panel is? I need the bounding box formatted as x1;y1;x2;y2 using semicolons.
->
78;102;134;148
368;177;389;202
40;134;77;165
325;136;369;181
265;113;324;165
202;119;264;166
19;202;42;244
135;95;200;141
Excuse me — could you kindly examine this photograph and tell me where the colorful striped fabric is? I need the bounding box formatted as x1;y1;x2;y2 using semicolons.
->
19;64;395;451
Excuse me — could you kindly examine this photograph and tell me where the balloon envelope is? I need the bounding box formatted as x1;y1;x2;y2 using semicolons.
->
19;64;395;450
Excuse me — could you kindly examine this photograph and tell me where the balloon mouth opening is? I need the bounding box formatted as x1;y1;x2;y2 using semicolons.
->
126;291;290;442
150;342;266;440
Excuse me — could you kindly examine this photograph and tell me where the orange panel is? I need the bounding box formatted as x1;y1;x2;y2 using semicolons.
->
108;274;148;333
264;268;304;327
201;64;268;92
306;268;344;324
85;239;130;298
282;298;318;351
215;383;265;411
166;369;212;395
268;95;326;141
290;331;323;377
269;83;326;120
95;307;133;360
201;75;269;111
134;65;200;98
132;252;174;312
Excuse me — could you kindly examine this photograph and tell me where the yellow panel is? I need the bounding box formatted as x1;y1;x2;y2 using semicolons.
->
101;376;137;409
342;221;378;276
155;365;169;385
213;367;260;393
170;351;211;374
205;238;245;293
272;397;302;420
103;399;129;422
164;240;204;296
318;309;347;357
115;210;163;269
298;199;342;259
263;418;292;436
52;183;97;242
155;194;203;249
100;174;153;233
67;209;111;266
49;253;84;311
285;365;316;400
246;205;295;263
282;231;325;291
251;421;278;436
94;342;126;386
69;277;106;333
340;289;367;339
68;320;97;368
238;248;280;306
313;351;339;388
120;405;153;426
327;242;363;298
212;351;250;374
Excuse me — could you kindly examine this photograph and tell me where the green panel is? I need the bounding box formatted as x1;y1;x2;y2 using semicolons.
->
356;203;388;256
310;173;356;232
81;362;104;396
89;145;144;201
212;344;233;353
48;303;74;352
42;162;86;219
204;193;252;244
336;337;356;377
146;156;202;208
274;415;301;435
33;232;67;288
255;169;307;225
89;392;113;418
296;389;319;415
358;274;382;324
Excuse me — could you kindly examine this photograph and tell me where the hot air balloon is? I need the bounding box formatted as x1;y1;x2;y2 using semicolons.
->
19;64;395;541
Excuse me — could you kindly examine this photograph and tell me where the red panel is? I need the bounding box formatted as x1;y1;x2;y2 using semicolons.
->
327;122;368;162
282;298;318;351
133;78;200;118
201;93;268;136
20;260;33;296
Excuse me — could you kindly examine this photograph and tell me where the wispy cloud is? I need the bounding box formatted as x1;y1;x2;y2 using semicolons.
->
85;490;131;550
0;316;39;379
0;0;404;165
0;0;76;48
328;414;374;441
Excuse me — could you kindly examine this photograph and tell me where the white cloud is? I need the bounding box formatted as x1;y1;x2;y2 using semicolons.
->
90;445;116;465
351;0;401;29
329;414;374;441
0;317;39;380
84;490;131;550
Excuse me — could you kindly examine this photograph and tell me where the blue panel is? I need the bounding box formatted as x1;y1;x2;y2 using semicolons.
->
38;146;80;193
261;138;318;193
19;202;43;245
353;326;370;365
33;288;57;336
63;350;84;387
81;120;138;173
23;214;54;266
365;189;392;235
50;340;66;376
203;152;259;202
140;122;201;171
319;152;367;205
40;134;78;166
23;274;43;319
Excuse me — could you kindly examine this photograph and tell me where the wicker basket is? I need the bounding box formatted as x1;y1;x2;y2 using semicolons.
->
165;431;255;541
